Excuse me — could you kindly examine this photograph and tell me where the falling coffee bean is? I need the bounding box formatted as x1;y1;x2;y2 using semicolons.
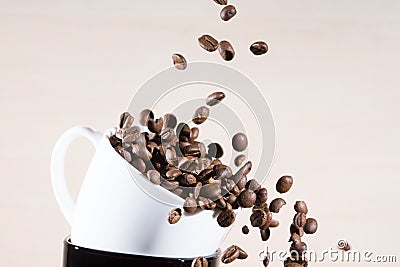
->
237;247;248;259
232;133;248;152
147;170;161;185
198;34;219;52
198;196;217;210
269;219;279;228
190;127;199;140
213;0;228;5
236;175;247;190
290;241;307;255
290;224;305;237
289;233;302;244
147;117;164;133
208;143;224;158
276;175;293;193
269;198;286;213
260;228;271;241
221;245;240;264
246;179;261;191
183;197;198;213
294;201;308;215
234;154;246;167
304;218;318;234
250;210;267;227
242;225;249;235
237;189;256;208
119;112;134;129
192;257;208;267
218;40;235;61
220;5;237;21
192;106;210;124
167;208;182;224
206;91;225;106
172;53;187;70
250;41;269;56
139;109;154;126
255;188;268;205
217;209;236;227
293;212;307;228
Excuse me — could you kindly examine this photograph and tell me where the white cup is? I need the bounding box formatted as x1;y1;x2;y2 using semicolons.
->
51;126;236;258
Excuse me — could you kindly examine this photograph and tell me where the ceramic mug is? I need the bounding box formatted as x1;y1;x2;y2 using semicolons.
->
51;126;235;258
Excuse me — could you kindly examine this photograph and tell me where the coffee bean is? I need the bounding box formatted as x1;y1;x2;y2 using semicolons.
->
193;182;202;199
269;198;286;213
270;219;279;228
165;147;178;165
109;135;121;148
119;112;134;129
183;144;202;157
163;113;177;129
293;212;307;228
221;245;240;264
139;109;154;126
147;170;161;185
190;127;199;140
207;143;224;158
290;241;307;255
167;208;182;224
250;210;267;227
123;126;141;140
161;127;175;143
294;201;308;215
276;175;293;193
242;225;249;234
250;41;269;56
215;196;227;209
214;164;232;180
192;257;208;267
260;228;271;241
161;180;180;191
253;202;269;213
217;209;236;227
238;189;256;208
218;40;235;61
289;233;302;244
198;196;216;210
172;53;187;70
237;161;252;177
131;143;152;161
147;117;164;133
259;212;273;230
234;154;246;167
183;197;198;213
131;157;146;173
123;150;132;162
213;0;228;5
225;194;237;205
198;34;219;52
178;173;197;186
263;252;270;267
192;106;210;124
176;123;191;139
245;178;260;191
237;247;248;259
206;91;225;106
232;133;247;151
304;218;318;234
290;224;304;237
236;175;247;190
255;188;268;205
201;182;221;199
220;5;236;21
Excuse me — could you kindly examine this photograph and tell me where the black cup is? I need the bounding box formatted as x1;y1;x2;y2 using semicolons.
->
63;237;220;267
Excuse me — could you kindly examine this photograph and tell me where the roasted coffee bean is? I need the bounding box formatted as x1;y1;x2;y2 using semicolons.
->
294;201;308;215
291;241;307;255
109;135;121;148
242;225;249;235
192;106;210;124
201;182;221;199
215;197;227;209
198;168;215;182
198;34;219;52
217;208;236;227
270;219;279;228
122;149;132;162
147;117;164;133
214;165;232;180
161;127;175;143
147;170;161;185
183;144;202;157
238;189;256;208
207;143;224;158
255;188;268;205
250;210;268;227
289;233;302;244
193;182;202;199
276;175;293;193
259;212;273;230
290;224;305;237
209;159;222;167
165;146;178;165
269;198;286;213
253;202;269;213
234;154;246;167
206;91;225;106
183;197;198;213
178;173;197;186
176;123;191;138
168;208;182;224
166;168;182;180
245;178;261;191
163;113;177;129
161;180;180;191
237;247;248;259
192;257;208;267
220;5;236;21
236;175;247;190
225;194;237;205
218;40;235;61
198;196;216;210
221;245;240;264
172;188;184;197
124;126;141;139
263;252;270;267
190;127;199;140
250;41;269;56
172;53;187;70
232;133;247;151
119;112;134;129
304;218;318;234
131;158;146;173
131;143;152;161
139;109;154;126
293;212;307;228
213;0;228;5
260;228;271;241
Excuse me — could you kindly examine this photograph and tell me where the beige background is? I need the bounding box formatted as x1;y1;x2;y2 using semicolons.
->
1;0;399;266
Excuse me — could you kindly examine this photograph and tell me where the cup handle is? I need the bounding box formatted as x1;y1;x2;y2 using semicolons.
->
51;126;102;225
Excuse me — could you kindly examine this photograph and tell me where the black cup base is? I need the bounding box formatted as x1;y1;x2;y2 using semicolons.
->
63;237;220;267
